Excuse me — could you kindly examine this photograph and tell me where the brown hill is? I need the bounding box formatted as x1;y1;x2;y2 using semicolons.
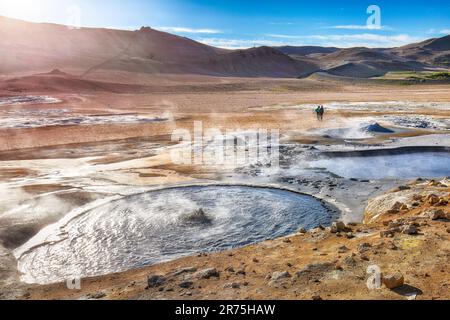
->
0;71;149;93
317;47;428;77
0;16;313;78
389;35;450;67
276;46;339;56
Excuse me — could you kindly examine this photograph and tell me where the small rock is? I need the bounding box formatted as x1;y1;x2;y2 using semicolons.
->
172;267;197;276
236;270;246;276
298;227;307;234
392;202;408;211
344;256;357;267
360;255;370;261
380;229;397;238
224;282;240;289
346;232;355;239
331;221;347;233
312;295;323;301
382;273;405;289
387;209;400;215
271;271;291;281
427;194;440;206
358;243;372;253
147;275;166;288
446;228;450;233
195;268;220;279
428;209;448;220
428;180;445;188
397;185;411;191
387;242;398;250
225;266;235;273
338;245;350;254
401;224;418;235
88;292;106;300
179;281;194;289
252;258;259;263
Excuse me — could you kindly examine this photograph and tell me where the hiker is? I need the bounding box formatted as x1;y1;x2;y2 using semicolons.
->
315;105;325;121
315;106;321;120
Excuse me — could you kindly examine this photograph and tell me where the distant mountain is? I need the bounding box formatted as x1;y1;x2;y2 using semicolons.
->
0;15;448;79
275;46;339;56
202;46;319;77
389;35;450;67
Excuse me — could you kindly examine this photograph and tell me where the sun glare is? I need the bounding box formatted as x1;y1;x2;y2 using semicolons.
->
0;0;49;21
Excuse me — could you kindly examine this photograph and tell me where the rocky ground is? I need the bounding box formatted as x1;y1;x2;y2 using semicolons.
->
13;178;449;300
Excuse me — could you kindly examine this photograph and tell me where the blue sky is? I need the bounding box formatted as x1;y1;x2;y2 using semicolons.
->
0;0;449;48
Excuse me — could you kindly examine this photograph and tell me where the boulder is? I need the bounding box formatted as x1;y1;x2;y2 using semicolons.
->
382;273;405;289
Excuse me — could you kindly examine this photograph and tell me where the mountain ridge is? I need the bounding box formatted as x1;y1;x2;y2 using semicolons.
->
0;15;449;78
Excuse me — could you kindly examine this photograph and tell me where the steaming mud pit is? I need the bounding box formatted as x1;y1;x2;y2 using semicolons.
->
309;150;450;180
15;185;335;285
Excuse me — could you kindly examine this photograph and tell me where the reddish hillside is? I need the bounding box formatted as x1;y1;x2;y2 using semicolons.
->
0;16;313;78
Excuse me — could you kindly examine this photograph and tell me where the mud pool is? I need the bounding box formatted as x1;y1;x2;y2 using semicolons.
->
15;185;335;284
309;151;450;180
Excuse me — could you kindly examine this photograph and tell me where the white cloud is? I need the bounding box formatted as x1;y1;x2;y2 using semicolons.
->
266;33;421;48
269;22;295;25
265;34;304;39
440;29;450;35
329;25;392;31
155;26;223;34
196;33;423;50
196;38;290;49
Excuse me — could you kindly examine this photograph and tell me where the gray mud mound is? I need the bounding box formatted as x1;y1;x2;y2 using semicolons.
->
363;123;395;133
